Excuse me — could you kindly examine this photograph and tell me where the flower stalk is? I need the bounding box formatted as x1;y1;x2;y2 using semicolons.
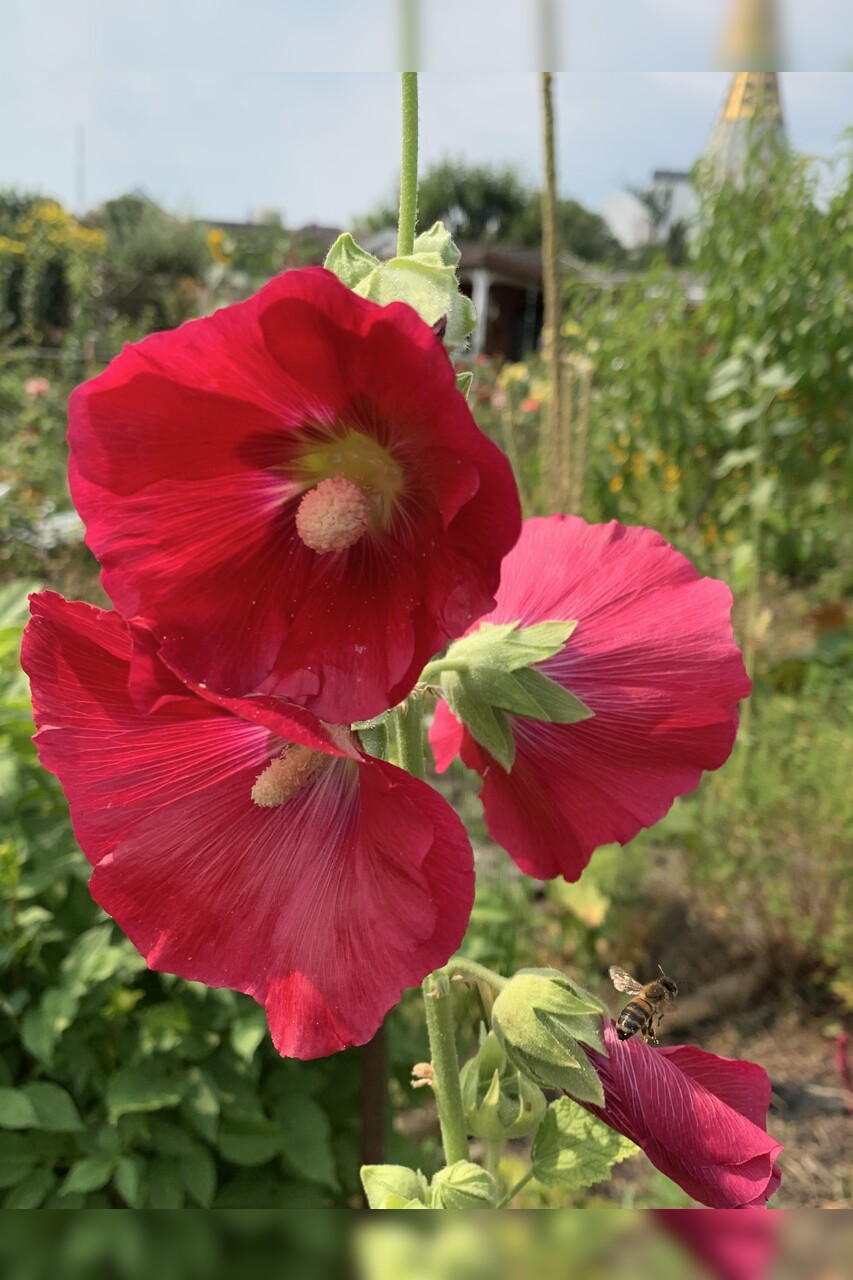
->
397;73;419;257
422;972;470;1166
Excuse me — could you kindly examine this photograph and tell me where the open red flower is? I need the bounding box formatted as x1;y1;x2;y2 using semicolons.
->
575;1022;782;1208
430;515;750;881
68;267;521;724
21;591;474;1060
654;1209;781;1280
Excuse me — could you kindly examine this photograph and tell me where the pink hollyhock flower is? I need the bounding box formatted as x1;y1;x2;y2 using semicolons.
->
654;1208;781;1280
576;1022;782;1208
68;267;521;724
430;515;750;881
24;376;50;398
21;591;474;1060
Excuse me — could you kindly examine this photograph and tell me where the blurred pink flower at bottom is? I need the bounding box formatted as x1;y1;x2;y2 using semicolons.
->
654;1208;782;1280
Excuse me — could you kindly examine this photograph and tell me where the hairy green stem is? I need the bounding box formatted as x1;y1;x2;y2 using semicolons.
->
397;73;419;257
422;973;470;1166
442;956;509;992
539;71;563;512
358;718;388;760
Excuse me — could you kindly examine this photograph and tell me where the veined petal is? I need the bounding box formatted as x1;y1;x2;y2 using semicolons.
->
22;592;474;1059
68;268;521;723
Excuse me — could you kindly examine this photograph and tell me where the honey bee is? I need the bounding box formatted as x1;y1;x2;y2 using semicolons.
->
609;965;678;1044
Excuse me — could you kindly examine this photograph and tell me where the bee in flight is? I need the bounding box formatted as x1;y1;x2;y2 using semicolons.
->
609;965;678;1044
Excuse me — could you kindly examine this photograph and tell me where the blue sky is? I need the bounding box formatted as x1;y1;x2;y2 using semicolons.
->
1;72;849;232
1;3;850;230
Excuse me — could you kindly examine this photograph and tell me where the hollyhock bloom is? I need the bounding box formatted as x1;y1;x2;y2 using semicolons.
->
654;1209;781;1280
21;591;474;1059
68;267;521;724
430;515;750;881
573;1022;782;1209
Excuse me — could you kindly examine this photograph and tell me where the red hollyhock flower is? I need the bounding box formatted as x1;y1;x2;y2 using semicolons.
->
21;591;474;1060
573;1022;782;1209
654;1208;781;1280
430;515;750;881
68;267;521;724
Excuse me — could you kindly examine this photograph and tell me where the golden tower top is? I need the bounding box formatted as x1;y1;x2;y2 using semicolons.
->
720;0;781;70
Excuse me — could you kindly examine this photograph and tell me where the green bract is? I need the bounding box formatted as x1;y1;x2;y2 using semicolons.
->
422;621;593;771
459;1030;547;1142
324;223;476;354
490;969;608;1106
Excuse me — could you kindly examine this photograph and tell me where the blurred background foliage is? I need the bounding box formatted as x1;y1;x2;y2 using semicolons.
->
1;140;852;1207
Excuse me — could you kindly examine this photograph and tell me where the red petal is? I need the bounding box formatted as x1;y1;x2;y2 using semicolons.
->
429;516;750;880
22;593;474;1058
654;1209;781;1280
69;269;520;723
581;1023;782;1208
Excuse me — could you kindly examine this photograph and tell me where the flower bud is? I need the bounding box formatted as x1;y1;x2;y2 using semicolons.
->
490;968;608;1106
460;1030;547;1141
430;1161;497;1209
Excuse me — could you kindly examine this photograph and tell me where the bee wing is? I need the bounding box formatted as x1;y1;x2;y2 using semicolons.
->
609;966;644;995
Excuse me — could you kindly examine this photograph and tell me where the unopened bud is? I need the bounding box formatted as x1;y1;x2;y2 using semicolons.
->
430;1161;497;1209
490;968;608;1106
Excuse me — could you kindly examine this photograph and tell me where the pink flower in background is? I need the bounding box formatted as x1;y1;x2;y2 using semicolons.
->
22;591;475;1060
430;515;750;881
572;1022;782;1209
654;1208;782;1280
68;267;520;725
24;376;50;398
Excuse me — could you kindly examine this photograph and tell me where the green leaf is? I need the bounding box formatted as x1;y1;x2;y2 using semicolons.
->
147;1157;185;1209
20;1082;83;1132
0;1087;39;1129
531;1098;638;1190
114;1155;145;1208
21;987;79;1064
230;1010;267;1062
510;669;593;725
439;620;577;676
181;1145;217;1208
106;1063;186;1121
0;1135;38;1190
61;1156;115;1196
3;1167;55;1209
277;1096;339;1189
218;1116;283;1167
361;1164;429;1210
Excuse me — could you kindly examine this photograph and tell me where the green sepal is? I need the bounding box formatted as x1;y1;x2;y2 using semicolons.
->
456;371;473;399
323;233;380;290
424;621;592;770
429;1160;497;1209
360;1163;429;1209
441;670;516;771
490;970;608;1106
531;1097;639;1190
353;255;476;352
413;221;462;267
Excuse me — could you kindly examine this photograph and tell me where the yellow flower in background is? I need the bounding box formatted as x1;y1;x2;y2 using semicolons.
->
652;448;665;467
497;362;529;388
662;464;681;493
703;524;719;546
629;412;642;428
561;319;580;337
0;235;25;257
205;227;233;266
631;453;647;478
529;377;551;404
618;431;630;448
608;475;624;493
